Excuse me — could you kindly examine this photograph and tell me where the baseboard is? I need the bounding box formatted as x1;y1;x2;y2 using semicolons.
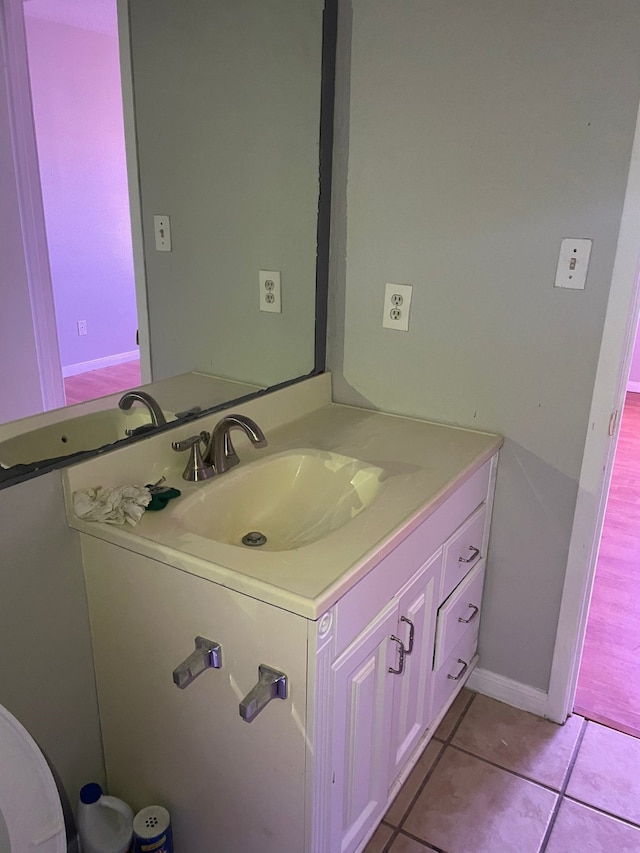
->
467;667;549;718
626;382;640;394
62;350;139;378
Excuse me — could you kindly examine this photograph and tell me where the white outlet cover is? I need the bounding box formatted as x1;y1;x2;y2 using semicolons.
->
554;238;592;290
383;283;412;331
259;270;282;313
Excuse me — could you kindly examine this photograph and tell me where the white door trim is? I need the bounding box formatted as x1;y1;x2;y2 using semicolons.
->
546;98;640;723
117;0;151;384
1;0;65;411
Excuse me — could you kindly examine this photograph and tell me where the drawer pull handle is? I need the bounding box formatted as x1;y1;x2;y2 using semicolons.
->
458;604;480;624
400;616;415;654
458;546;480;564
388;635;406;675
239;664;288;723
173;636;222;689
447;658;469;681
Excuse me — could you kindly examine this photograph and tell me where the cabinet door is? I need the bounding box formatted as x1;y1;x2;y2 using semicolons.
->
329;601;399;853
388;551;441;783
82;537;309;853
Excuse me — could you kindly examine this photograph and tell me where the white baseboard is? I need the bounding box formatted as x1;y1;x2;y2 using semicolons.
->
62;350;139;378
467;667;549;718
627;381;640;393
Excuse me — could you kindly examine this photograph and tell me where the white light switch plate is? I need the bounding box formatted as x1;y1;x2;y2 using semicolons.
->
554;238;592;290
153;215;172;252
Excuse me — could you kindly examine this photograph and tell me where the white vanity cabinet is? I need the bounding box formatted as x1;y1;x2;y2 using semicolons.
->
80;538;311;853
323;457;495;853
328;552;441;853
78;453;498;853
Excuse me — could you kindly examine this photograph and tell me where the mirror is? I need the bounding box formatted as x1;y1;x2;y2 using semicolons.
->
0;0;335;484
130;0;332;386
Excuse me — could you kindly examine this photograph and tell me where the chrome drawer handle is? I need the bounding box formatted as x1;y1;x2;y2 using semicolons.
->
239;664;288;723
388;635;406;675
400;615;415;654
447;658;469;681
458;546;480;564
173;636;222;689
458;604;480;624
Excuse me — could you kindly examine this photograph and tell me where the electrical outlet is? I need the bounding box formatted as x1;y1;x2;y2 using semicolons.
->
554;238;592;290
382;283;412;331
153;215;172;252
77;319;87;336
259;270;282;313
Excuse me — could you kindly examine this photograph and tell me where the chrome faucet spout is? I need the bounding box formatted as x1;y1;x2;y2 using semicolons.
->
118;390;167;428
204;414;267;474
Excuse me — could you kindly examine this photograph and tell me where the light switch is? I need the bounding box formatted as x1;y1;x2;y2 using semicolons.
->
554;238;592;290
154;215;172;252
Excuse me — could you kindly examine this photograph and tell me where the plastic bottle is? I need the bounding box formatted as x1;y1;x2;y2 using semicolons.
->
76;783;133;853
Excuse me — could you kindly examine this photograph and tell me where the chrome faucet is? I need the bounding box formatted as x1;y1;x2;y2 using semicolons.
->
118;390;167;431
204;414;267;474
173;414;267;481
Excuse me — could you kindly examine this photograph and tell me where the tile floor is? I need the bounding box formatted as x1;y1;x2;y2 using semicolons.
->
364;689;640;853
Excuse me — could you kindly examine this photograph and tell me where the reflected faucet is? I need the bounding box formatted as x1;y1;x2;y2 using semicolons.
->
118;390;167;431
203;414;267;474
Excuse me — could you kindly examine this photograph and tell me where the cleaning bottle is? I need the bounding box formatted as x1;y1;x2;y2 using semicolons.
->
76;783;133;853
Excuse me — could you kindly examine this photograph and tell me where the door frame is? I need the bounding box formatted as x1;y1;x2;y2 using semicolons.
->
1;0;65;411
116;0;151;384
2;0;151;412
547;98;640;723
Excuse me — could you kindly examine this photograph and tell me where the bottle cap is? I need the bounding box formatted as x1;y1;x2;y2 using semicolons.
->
79;782;103;805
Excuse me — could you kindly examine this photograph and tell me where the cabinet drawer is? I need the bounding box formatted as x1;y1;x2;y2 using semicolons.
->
431;622;479;720
334;459;493;655
440;503;486;603
434;561;484;669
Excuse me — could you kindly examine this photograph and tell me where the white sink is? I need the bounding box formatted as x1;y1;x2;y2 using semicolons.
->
171;448;386;551
0;408;172;467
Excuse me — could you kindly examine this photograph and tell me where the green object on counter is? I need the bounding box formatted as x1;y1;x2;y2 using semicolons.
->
145;484;181;511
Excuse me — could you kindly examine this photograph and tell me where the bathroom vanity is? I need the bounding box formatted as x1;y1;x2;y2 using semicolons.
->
65;376;501;853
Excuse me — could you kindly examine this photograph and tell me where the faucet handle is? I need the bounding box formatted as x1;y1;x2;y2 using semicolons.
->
172;431;214;481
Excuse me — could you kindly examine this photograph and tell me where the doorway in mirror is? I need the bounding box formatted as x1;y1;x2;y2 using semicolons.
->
64;359;141;406
22;0;139;412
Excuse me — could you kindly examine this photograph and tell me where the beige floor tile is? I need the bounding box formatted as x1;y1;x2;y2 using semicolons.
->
546;799;640;852
388;833;431;851
362;822;394;853
452;694;583;789
566;721;640;824
385;740;443;826
434;688;474;741
403;746;557;853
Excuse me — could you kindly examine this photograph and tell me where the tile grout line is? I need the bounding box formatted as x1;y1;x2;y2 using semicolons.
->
394;828;448;851
380;741;447;853
446;742;571;795
537;715;589;853
561;794;640;832
446;690;477;742
380;691;477;853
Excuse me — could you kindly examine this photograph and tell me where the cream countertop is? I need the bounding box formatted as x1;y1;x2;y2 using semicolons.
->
0;371;260;445
64;375;502;619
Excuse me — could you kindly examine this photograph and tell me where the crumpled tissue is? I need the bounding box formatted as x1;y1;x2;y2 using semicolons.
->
73;485;151;526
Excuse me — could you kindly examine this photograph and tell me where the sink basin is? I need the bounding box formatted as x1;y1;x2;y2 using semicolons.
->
171;449;386;551
0;408;172;467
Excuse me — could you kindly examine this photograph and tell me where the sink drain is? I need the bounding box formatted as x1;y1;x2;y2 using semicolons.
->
242;531;267;547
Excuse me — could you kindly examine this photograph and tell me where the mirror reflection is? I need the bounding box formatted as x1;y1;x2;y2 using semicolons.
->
0;0;331;480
